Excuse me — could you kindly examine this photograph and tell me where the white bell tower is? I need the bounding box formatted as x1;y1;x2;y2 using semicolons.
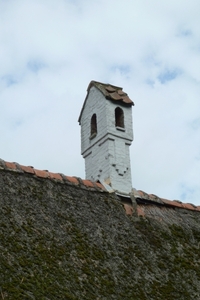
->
78;80;134;194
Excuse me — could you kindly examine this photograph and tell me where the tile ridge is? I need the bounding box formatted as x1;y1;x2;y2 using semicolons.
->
1;158;199;210
135;189;200;212
0;159;107;193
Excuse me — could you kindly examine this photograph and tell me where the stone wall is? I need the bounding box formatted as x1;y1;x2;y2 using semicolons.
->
1;166;200;299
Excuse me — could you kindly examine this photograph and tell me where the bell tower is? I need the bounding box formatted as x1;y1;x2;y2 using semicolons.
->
78;80;134;194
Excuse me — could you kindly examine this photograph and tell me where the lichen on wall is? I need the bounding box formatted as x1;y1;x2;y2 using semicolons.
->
0;170;200;299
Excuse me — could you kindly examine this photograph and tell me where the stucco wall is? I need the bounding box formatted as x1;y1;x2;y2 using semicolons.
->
79;86;133;193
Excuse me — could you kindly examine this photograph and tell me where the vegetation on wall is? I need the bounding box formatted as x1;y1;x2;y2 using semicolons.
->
0;171;200;299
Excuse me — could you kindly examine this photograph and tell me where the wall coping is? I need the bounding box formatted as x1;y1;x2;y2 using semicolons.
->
0;158;199;214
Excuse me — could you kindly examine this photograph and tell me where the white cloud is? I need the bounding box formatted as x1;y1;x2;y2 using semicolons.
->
0;0;200;204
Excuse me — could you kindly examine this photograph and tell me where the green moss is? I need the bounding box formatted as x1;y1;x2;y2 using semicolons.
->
1;171;200;299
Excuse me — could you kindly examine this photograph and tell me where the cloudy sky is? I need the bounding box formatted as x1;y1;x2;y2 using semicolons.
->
0;0;200;204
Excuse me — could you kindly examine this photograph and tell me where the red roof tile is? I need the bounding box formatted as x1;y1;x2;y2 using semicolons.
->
137;190;149;199
95;182;106;190
78;80;134;123
117;90;126;96
5;162;17;170
109;91;122;100
20;165;35;174
0;159;108;193
122;95;132;104
34;169;49;178
182;203;196;210
137;206;145;217
162;199;183;208
66;176;79;185
49;172;63;181
105;86;116;93
124;204;133;216
82;179;95;188
135;193;199;212
89;80;134;105
0;159;199;212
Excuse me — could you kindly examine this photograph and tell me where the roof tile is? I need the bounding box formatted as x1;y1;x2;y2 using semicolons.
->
66;176;79;185
124;204;133;216
82;179;95;188
95;182;106;190
34;169;49;178
0;159;106;192
172;200;184;208
20;165;35;174
137;206;145;217
182;203;196;210
105;86;116;93
49;172;63;181
162;199;183;208
109;91;122;100
121;95;132;104
117;90;126;96
0;159;200;210
5;162;17;170
137;190;149;199
78;80;134;123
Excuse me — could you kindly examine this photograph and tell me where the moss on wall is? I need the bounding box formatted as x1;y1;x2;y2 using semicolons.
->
0;171;200;299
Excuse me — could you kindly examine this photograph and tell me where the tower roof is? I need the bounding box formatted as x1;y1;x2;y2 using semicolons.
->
78;80;134;123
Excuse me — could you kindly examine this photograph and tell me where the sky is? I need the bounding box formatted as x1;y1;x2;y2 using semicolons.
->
0;0;200;205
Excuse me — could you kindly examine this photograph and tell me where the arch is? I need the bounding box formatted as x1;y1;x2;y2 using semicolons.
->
90;114;97;137
115;107;124;128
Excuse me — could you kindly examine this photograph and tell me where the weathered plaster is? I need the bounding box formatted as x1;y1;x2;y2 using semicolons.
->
79;86;133;194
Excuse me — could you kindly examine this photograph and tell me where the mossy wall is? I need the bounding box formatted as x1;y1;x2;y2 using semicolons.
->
0;170;200;299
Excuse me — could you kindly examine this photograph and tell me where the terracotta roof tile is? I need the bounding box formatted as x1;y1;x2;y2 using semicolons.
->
66;176;79;185
137;206;145;217
82;179;95;188
5;162;17;170
137;190;149;200
117;90;126;96
105;86;116;93
0;159;108;193
78;80;134;123
182;203;196;210
121;95;132;104
148;194;163;204
95;182;106;190
49;172;63;181
160;199;183;208
0;159;199;210
172;200;184;208
124;204;133;216
136;192;199;212
20;165;35;174
109;91;122;100
34;169;49;178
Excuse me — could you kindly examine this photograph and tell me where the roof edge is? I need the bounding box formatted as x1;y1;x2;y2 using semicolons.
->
78;80;134;124
0;159;107;193
1;158;199;214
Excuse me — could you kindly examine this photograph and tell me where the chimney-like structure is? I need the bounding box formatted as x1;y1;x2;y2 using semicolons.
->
78;80;134;194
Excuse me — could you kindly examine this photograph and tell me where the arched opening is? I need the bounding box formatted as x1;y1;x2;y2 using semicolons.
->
115;107;124;128
90;114;97;138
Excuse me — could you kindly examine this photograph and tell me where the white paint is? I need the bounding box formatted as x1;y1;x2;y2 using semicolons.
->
79;86;133;194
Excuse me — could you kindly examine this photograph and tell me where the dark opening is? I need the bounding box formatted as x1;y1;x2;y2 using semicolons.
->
115;107;124;128
90;114;97;138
